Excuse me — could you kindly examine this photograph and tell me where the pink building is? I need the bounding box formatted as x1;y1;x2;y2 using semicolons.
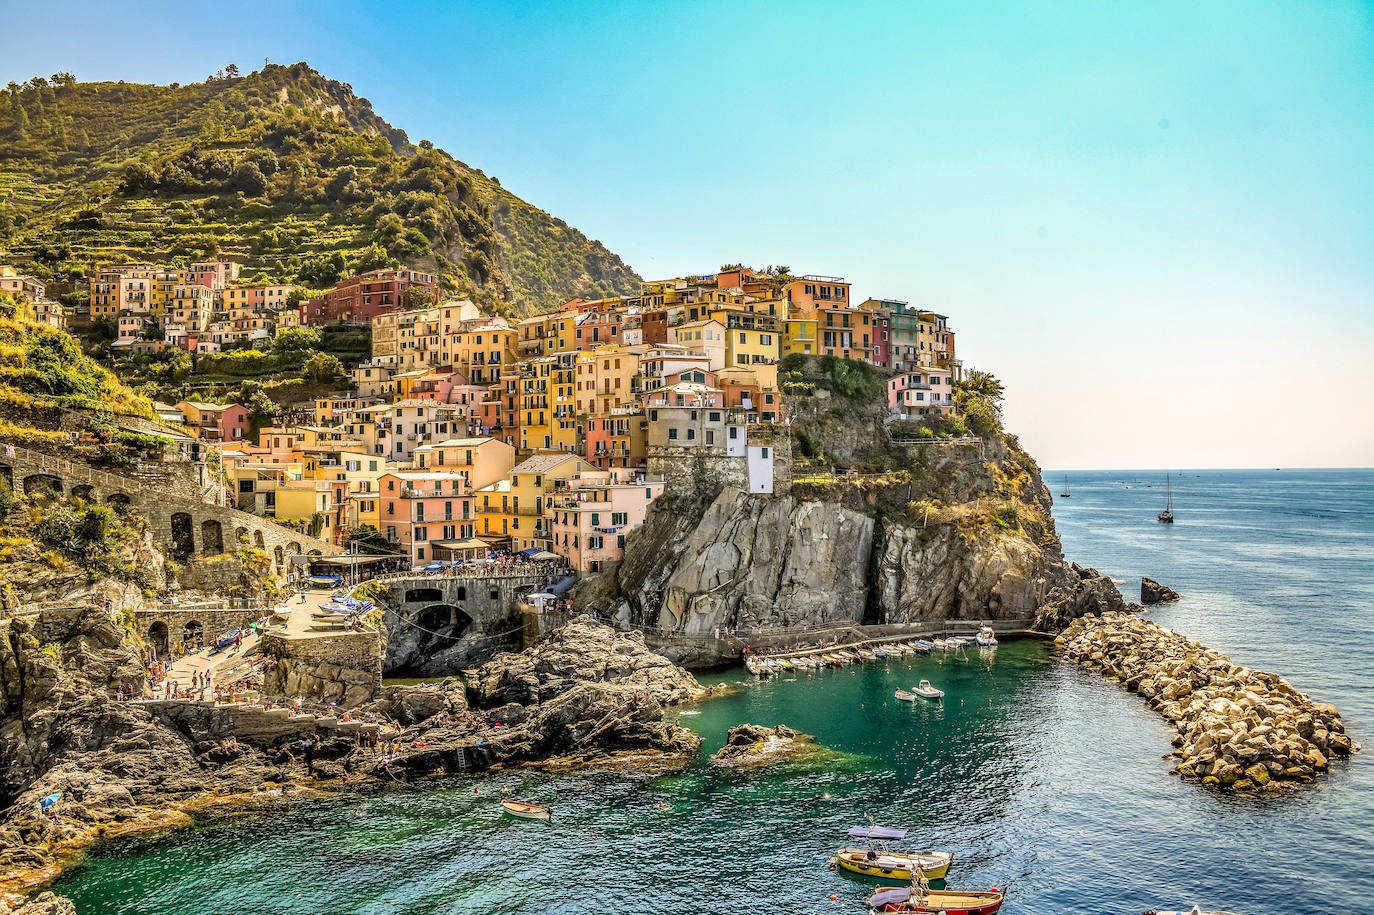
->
548;471;665;573
886;368;955;416
186;260;242;290
379;471;475;565
176;401;249;442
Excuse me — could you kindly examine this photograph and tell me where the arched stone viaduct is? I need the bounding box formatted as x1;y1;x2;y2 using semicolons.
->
0;444;334;577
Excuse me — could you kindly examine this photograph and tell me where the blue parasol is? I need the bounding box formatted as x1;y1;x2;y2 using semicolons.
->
40;792;61;808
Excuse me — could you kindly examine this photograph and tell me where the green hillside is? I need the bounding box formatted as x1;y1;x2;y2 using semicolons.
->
0;63;640;313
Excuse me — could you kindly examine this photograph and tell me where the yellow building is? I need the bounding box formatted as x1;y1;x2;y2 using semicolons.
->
508;452;594;551
783;315;819;356
475;479;514;540
413;436;516;489
573;344;642;417
450;324;517;386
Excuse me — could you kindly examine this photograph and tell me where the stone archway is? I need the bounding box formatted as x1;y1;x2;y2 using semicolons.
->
71;483;95;503
405;587;444;603
201;519;224;556
107;492;132;510
23;474;62;496
415;603;473;639
0;465;11;488
274;545;285;568
288;541;302;556
146;621;169;657
235;526;249;545
182;620;204;651
169;512;195;560
253;530;266;550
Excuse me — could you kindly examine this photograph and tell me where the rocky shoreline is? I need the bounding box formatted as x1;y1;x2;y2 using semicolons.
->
0;613;705;902
1057;612;1357;791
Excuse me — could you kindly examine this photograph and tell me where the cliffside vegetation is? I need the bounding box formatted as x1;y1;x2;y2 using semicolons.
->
0;63;640;314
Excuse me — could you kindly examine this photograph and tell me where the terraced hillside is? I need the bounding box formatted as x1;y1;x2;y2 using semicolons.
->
0;64;640;314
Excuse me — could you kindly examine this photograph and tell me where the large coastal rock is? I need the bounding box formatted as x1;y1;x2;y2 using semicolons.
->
580;486;1124;644
1140;577;1181;605
1058;613;1357;791
473;616;704;706
373;618;705;777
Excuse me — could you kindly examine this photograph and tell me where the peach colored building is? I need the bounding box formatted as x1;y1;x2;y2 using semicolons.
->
547;471;665;572
378;470;475;565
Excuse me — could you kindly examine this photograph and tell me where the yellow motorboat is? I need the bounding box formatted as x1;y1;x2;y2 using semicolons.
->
830;825;952;882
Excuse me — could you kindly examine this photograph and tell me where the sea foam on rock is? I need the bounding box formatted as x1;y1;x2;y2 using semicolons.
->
1056;612;1356;791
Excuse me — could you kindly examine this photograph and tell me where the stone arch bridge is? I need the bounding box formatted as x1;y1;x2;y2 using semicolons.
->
377;570;550;674
0;443;333;577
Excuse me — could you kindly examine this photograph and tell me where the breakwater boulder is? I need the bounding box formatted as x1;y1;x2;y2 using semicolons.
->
1140;577;1181;605
1057;613;1356;791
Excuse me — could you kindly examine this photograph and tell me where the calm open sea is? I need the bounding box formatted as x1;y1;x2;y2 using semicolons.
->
56;469;1374;914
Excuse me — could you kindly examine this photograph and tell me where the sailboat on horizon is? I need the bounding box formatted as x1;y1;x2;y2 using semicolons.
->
1158;473;1175;524
1059;475;1070;498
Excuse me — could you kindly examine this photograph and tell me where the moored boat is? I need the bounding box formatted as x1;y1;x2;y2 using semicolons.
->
894;689;916;702
500;799;550;821
868;885;1004;914
976;625;998;647
911;679;944;700
910;641;933;654
833;825;952;883
1143;909;1243;915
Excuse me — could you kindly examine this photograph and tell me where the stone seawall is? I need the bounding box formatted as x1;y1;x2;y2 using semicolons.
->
1057;613;1357;791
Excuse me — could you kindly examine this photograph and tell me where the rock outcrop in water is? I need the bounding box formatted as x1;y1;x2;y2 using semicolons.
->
1057;613;1356;791
711;723;819;769
1140;577;1181;605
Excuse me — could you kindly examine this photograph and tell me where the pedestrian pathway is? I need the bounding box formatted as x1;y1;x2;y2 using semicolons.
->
161;630;261;693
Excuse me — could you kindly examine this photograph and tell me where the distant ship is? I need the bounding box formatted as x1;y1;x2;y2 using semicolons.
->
1059;475;1070;498
1158;473;1175;524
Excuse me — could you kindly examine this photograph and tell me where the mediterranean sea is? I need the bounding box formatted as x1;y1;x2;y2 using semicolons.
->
55;469;1373;914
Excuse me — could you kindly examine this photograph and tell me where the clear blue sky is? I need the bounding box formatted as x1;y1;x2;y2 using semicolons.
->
6;0;1373;469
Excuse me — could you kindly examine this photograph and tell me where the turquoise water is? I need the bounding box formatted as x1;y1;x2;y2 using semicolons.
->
56;470;1373;914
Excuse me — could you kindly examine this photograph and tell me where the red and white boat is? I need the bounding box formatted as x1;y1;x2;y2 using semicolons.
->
868;885;1005;914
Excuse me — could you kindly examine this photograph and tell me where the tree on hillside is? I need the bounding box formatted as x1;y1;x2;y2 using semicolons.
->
302;352;345;386
225;64;240;78
402;284;434;310
272;326;321;354
954;369;1005;438
351;243;399;274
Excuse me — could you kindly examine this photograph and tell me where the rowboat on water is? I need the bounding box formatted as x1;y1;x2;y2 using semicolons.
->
894;689;917;702
976;625;998;647
872;647;891;659
911;680;944;700
910;641;933;654
832;826;952;882
500;800;551;821
868;885;1004;914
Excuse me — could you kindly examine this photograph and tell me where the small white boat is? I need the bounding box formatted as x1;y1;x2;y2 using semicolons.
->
1144;909;1243;915
271;604;293;619
894;690;917;702
976;625;998;647
911;680;944;700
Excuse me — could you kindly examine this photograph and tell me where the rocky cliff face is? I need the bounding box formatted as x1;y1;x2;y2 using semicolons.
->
580;431;1125;638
